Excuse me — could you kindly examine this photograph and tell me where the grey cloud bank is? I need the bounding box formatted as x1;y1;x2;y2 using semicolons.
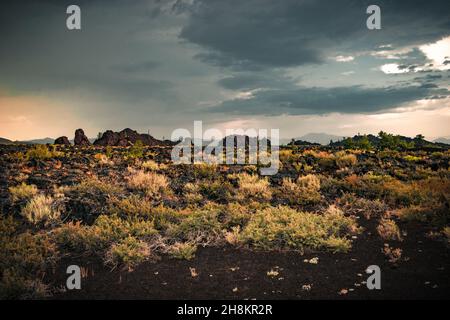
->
0;0;449;140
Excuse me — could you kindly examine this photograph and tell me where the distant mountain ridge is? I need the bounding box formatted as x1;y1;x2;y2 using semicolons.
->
0;137;55;145
295;133;343;145
433;137;450;145
0;137;13;145
20;137;55;145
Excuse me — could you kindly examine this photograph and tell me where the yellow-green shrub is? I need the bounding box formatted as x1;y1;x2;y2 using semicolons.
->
104;236;151;271
239;205;358;253
26;145;55;160
234;173;272;201
127;169;169;198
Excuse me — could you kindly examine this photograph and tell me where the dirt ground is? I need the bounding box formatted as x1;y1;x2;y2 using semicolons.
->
50;219;450;300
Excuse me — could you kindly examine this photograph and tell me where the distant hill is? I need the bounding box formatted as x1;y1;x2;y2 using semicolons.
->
330;133;449;150
0;137;13;145
433;137;450;145
19;137;55;145
297;133;343;145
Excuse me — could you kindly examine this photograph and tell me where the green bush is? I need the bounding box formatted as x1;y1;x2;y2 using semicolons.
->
105;236;151;271
167;205;223;245
26;145;56;160
127;140;144;159
239;205;359;253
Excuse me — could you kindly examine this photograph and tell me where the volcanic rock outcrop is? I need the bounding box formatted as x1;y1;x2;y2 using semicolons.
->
94;128;174;147
74;129;91;146
221;135;272;148
54;136;71;145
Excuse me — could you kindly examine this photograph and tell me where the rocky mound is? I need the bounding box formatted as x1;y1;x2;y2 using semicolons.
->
54;136;71;145
94;128;174;147
287;139;321;147
74;129;91;146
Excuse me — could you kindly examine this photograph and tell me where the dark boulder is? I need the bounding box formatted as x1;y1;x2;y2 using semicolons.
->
54;136;71;145
74;129;91;146
93;130;119;146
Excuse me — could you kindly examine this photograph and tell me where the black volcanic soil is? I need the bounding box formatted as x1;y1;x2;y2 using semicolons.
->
49;219;450;300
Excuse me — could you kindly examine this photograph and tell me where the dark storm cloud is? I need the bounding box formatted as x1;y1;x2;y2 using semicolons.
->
414;74;443;82
179;0;450;70
411;72;448;89
1;0;450;127
112;61;160;73
211;85;450;116
0;0;179;103
218;73;295;91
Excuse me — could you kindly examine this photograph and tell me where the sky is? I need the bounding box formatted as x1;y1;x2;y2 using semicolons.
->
1;0;450;141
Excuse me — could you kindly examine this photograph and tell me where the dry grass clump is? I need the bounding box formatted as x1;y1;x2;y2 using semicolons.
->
279;174;322;205
94;153;113;166
63;178;124;223
345;173;428;206
127;169;169;198
303;150;333;159
20;195;60;225
394;202;449;228
184;182;204;204
239;205;359;253
297;174;321;190
234;173;272;201
224;226;241;245
394;205;431;223
141;160;160;171
111;195;153;218
382;244;402;264
335;152;357;169
70;178;124;196
9;183;38;203
338;193;387;219
377;218;402;241
168;241;197;260
104;236;152;271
